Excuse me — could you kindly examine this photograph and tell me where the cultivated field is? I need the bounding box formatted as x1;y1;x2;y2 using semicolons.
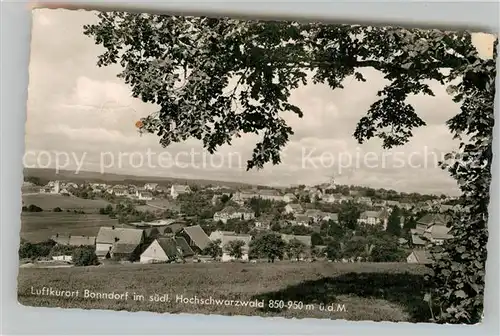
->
22;194;111;212
17;262;431;322
20;212;118;242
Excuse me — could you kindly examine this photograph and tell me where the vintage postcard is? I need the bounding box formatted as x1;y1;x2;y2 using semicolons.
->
18;8;497;324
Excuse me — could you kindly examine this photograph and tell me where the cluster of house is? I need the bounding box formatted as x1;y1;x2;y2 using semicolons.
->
48;224;313;264
39;180;77;195
36;180;193;202
104;183;192;201
406;213;453;264
211;201;396;230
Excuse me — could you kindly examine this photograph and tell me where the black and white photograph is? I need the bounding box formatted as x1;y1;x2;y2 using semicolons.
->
17;8;497;324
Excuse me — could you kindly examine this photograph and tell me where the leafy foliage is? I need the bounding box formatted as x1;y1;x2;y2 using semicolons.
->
386;206;402;236
286;238;307;259
202;239;223;260
224;239;246;260
84;13;497;323
249;232;286;262
338;201;361;230
19;240;56;260
72;247;99;266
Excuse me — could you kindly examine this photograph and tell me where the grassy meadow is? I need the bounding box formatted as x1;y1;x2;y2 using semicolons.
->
18;262;431;322
20;212;118;242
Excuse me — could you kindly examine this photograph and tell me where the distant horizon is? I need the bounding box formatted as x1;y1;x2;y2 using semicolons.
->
23;167;456;197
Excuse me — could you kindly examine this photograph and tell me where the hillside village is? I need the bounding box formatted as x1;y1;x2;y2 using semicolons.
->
20;175;460;267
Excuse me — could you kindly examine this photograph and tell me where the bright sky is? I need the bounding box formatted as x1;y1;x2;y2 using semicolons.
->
23;9;497;195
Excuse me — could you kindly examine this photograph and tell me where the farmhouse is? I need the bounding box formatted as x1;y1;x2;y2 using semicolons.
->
410;214;453;248
179;225;211;253
137;191;153;201
95;226;145;260
140;237;194;263
407;250;432;264
213;205;255;224
210;231;252;262
417;213;449;227
357;211;382;226
170;185;191;199
284;203;304;215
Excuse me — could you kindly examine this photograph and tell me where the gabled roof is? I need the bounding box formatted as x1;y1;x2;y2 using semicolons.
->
360;211;380;219
138;191;153;197
281;234;312;247
417;213;449;226
96;227;144;245
111;243;139;255
156;238;182;258
304;209;322;216
69;235;96;246
409;250;432;264
424;224;453;240
182;225;211;250
51;235;96;246
175;237;195;257
410;229;426;245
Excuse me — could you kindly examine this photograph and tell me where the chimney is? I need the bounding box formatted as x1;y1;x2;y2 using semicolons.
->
56;233;59;237
112;226;115;230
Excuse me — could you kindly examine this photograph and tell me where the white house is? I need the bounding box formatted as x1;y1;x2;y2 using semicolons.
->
137;191;153;201
284;203;304;215
294;215;312;227
357;211;382;226
140;237;194;263
171;185;191;199
213;206;255;224
112;185;129;197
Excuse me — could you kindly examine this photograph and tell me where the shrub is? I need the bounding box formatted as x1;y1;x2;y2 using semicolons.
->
19;240;55;259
